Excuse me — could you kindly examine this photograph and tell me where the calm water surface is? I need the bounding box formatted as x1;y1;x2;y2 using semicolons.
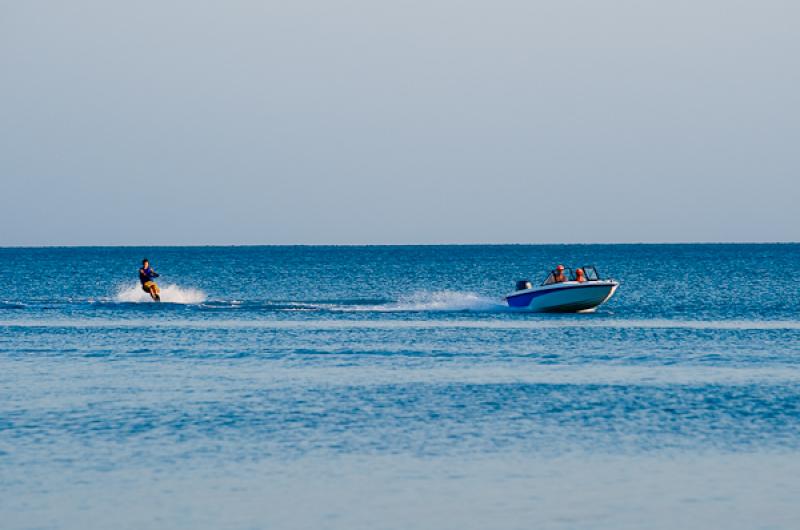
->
1;245;799;529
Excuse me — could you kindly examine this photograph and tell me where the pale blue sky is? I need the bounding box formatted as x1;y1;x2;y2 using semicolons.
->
1;0;798;245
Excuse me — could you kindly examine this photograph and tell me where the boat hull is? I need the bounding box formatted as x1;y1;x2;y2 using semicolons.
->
505;281;618;312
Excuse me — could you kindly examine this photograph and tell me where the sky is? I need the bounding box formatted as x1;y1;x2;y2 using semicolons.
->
1;0;798;245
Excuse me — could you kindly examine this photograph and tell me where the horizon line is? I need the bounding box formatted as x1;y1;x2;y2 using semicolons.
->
1;241;798;249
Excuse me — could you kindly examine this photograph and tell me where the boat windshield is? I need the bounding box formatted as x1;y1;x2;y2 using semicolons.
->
581;266;601;281
541;266;602;285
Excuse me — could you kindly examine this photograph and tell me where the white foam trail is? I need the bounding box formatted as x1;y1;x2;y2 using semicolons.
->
113;283;207;304
350;290;506;312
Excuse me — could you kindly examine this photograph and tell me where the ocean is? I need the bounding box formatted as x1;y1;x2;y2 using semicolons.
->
1;244;799;529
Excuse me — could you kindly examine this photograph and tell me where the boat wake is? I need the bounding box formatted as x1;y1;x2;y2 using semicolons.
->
195;291;507;313
113;283;207;304
338;290;507;312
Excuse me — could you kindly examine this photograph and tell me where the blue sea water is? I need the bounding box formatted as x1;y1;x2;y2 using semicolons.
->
1;244;799;529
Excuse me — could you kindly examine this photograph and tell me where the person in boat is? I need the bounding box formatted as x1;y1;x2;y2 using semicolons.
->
139;258;161;301
552;264;568;283
544;264;568;285
575;268;586;283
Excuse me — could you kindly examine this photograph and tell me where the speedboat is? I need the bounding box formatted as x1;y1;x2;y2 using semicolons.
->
504;265;618;312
